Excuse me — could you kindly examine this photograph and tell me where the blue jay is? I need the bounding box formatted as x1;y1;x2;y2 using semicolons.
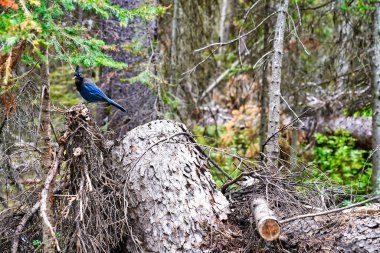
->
73;66;126;112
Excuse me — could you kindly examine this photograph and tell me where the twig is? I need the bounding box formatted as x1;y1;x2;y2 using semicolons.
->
299;0;335;11
238;0;264;63
200;60;239;99
221;172;250;194
182;47;219;76
40;145;65;252
280;95;305;126
185;133;233;180
286;11;310;55
280;195;380;224
194;11;278;53
261;109;310;155
11;201;41;253
130;132;189;172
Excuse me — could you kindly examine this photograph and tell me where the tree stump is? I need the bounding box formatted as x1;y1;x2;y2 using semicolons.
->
112;120;230;252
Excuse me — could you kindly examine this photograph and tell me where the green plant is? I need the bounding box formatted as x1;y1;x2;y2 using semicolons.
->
32;239;42;252
353;105;372;117
193;107;260;187
312;129;372;194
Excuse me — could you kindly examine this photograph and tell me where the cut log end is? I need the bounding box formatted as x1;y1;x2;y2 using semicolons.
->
251;197;281;241
257;218;281;241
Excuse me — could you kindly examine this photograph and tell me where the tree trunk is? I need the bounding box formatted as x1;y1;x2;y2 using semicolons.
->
38;46;55;253
372;2;380;195
281;206;380;253
335;2;352;94
218;0;229;54
170;0;179;86
303;115;371;149
96;0;158;137
266;0;288;170
259;0;270;153
290;95;299;171
111;120;230;252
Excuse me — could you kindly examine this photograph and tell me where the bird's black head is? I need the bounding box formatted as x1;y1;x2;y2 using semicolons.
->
73;66;84;79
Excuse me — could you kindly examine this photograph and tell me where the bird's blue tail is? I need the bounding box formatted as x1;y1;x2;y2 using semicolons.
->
105;97;127;112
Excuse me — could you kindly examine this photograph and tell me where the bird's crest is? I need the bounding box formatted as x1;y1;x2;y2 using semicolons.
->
74;66;83;78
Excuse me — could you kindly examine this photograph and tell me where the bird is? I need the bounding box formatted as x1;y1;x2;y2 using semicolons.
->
73;66;126;112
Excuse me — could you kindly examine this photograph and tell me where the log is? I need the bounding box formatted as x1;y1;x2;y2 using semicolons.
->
280;205;380;253
251;198;281;241
112;120;231;252
304;116;372;149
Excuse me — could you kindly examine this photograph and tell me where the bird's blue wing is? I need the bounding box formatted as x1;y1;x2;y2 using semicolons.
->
80;78;126;112
81;79;109;102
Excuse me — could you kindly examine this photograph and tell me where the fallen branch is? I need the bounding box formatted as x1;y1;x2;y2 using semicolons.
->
251;197;281;241
200;60;239;100
40;142;65;252
221;172;250;194
11;201;41;253
280;195;380;224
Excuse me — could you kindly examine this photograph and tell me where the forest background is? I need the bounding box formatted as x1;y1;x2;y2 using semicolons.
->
0;0;380;252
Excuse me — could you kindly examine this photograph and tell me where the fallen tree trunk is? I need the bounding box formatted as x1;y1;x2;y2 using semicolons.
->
280;205;380;253
304;116;371;149
111;120;231;252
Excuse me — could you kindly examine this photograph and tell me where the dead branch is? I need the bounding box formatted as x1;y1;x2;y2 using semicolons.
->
10;201;41;253
221;172;250;194
194;11;278;53
40;145;65;252
280;195;380;224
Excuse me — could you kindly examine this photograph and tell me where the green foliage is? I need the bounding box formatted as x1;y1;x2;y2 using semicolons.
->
312;130;372;194
193;122;259;187
340;0;376;16
32;239;42;252
0;0;164;68
352;105;372;116
193;125;237;187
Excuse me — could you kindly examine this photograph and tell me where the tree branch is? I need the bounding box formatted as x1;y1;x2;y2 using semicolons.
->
280;195;380;224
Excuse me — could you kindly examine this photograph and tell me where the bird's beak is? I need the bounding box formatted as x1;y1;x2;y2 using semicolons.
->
72;77;75;79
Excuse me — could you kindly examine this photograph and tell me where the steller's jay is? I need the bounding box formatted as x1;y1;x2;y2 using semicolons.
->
73;66;126;112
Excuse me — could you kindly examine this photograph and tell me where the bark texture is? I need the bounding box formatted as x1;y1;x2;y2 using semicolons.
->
281;206;380;253
259;0;270;152
335;1;353;94
170;0;179;86
97;0;158;137
111;120;230;252
372;2;380;195
266;0;288;169
219;0;229;45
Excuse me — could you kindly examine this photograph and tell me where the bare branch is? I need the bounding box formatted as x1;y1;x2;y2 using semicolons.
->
11;201;41;253
280;195;380;224
194;11;278;53
40;146;65;252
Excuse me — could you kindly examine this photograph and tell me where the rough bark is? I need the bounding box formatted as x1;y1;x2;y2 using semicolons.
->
372;2;380;195
335;1;353;94
281;205;380;253
111;120;230;252
218;0;229;49
266;0;288;169
96;0;158;137
259;0;270;153
38;46;55;253
170;0;179;86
